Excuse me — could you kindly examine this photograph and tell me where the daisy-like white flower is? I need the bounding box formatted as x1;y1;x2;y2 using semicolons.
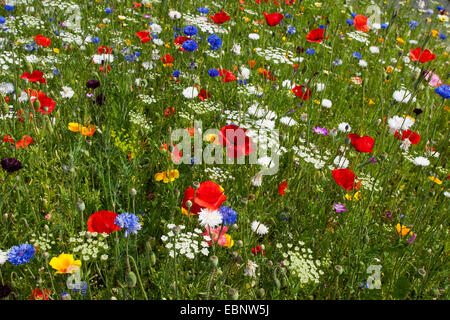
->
388;115;415;133
280;117;297;126
251;220;269;236
168;10;181;20
182;86;199;99
321;99;332;108
338;122;351;133
393;89;416;103
243;260;259;277
0;249;9;265
198;208;223;228
369;46;379;54
60;86;74;99
251;171;263;186
333;156;349;168
248;33;260;40
413;156;430;167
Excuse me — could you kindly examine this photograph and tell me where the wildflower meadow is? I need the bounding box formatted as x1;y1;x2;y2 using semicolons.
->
0;0;449;302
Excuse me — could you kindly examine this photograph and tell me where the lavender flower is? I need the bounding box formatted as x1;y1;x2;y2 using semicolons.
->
312;126;328;135
334;203;347;213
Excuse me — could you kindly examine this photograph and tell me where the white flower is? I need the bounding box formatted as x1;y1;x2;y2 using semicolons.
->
338;122;351;133
393;89;416;103
150;23;162;34
231;43;241;55
413;156;430;167
388;115;415;133
333;156;349;168
60;86;74;99
316;83;325;92
358;60;368;67
0;82;14;94
182;86;199;99
239;67;251;79
153;38;163;46
282;80;294;89
168;10;181;20
244;260;259;277
251;220;269;236
0;249;9;265
248;33;260;40
369;46;379;54
251;172;263;186
198;208;223;228
321;99;332;108
280;116;297;126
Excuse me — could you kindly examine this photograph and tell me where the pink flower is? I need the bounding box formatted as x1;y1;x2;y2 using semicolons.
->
424;71;442;87
202;226;229;246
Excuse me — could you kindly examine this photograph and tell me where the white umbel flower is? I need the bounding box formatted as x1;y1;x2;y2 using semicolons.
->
198;208;223;228
182;86;199;99
413;156;430;167
251;220;268;236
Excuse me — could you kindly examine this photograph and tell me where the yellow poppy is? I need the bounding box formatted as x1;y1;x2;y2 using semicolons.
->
49;253;81;275
68;122;81;132
396;223;413;237
155;169;179;183
428;176;442;185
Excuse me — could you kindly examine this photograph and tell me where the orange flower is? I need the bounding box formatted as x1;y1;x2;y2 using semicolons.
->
396;223;413;237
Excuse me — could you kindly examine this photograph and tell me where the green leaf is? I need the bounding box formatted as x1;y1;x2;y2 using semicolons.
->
393;276;411;299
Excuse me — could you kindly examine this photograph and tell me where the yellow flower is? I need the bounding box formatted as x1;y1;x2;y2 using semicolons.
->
205;133;219;143
243;17;250;23
438;15;448;22
49;253;81;275
431;29;439;37
428;176;442;184
125;39;131;45
314;2;322;7
396;37;405;44
68;122;81;132
368;99;375;105
345;193;352;201
155;169;179;183
396;223;412;237
313;99;320;105
224;234;234;248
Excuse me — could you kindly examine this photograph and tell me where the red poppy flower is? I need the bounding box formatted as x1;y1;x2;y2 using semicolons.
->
26;89;56;114
163;106;175;117
218;69;237;82
181;181;227;215
174;36;191;50
278;180;288;195
219;124;255;158
394;130;420;145
3;135;14;143
15;135;35;149
252;245;265;256
353;15;370;32
34;35;51;47
136;30;151;43
263;12;284;26
30;288;51;300
292;85;312;100
161;143;182;163
97;46;113;54
262;70;276;81
209;10;231;24
20;71;46;83
332;169;359;191
410;47;436;63
198;89;211;101
348;133;375;153
306;28;328;43
160;54;175;65
87;210;121;234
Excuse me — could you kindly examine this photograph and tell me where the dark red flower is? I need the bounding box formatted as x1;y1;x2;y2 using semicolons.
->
34;35;51;47
252;245;266;256
219;124;255;158
292;85;311;100
278;180;288;195
306;28;328;43
87;211;121;234
263;12;284;26
348;133;375;153
30;288;51;300
332;169;359;191
20;71;46;83
209;10;231;24
181;181;227;215
410;47;436;63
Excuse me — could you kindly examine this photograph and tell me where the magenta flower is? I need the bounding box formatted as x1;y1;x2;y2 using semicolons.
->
334;203;346;213
407;233;417;244
313;126;328;135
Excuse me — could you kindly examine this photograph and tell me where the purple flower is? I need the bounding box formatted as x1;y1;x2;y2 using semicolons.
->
334;203;346;213
386;211;391;218
312;126;328;135
407;233;417;244
368;157;377;163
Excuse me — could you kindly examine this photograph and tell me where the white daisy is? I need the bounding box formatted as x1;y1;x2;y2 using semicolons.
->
251;220;269;236
243;260;259;277
393;89;416;103
321;99;332;108
338;122;351;133
198;208;223;228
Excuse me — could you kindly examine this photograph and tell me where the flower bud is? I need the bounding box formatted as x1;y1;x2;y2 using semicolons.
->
430;288;440;297
228;289;239;300
76;200;85;212
25;59;33;74
274;278;281;290
210;255;218;268
335;265;344;275
34;99;41;109
126;271;137;288
149;252;156;266
256;287;265;298
130;188;137;197
3;103;9;115
185;200;192;208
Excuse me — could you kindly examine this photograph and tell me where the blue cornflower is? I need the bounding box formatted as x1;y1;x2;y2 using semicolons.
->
351;13;358;18
437;6;444;11
172;70;181;78
208;68;220;77
73;281;88;295
134;51;140;57
219;206;237;226
333;59;343;66
287;26;296;34
352;52;362;59
91;36;100;44
190;157;200;166
105;8;112;13
319;25;325;29
198;7;210;14
306;48;315;55
114;213;142;237
24;43;36;51
53;69;60;75
238;79;247;85
435;84;450;99
0;16;6;24
8;244;35;265
439;34;447;40
381;23;388;29
184;25;198;36
207;34;222;50
285;13;292;18
4;5;14;11
182;40;198;52
409;20;418;29
345;19;354;26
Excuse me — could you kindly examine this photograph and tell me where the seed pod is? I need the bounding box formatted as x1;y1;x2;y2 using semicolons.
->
274;278;281;290
149;252;156;266
335;265;344;275
256;287;265;299
25;59;33;74
3;103;9;115
76;200;85;212
210;255;218;268
185;200;192;209
34;99;41;109
126;271;137;288
129;188;137;196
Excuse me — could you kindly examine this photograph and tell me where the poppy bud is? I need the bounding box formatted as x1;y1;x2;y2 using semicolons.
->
185;200;192;208
149;252;156;266
274;277;281;290
25;59;33;74
210;255;218;267
130;188;137;196
126;271;137;288
76;200;85;212
34;99;41;109
3;103;9;115
256;287;265;298
228;288;239;300
335;265;344;275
